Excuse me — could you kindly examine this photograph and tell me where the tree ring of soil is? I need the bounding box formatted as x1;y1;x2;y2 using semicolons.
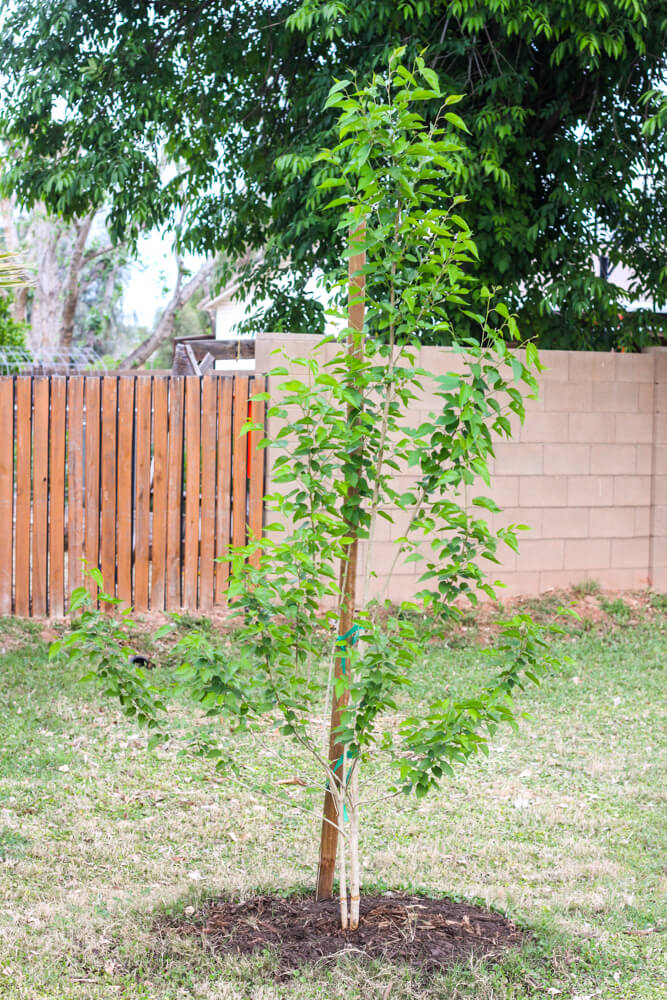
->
173;893;523;977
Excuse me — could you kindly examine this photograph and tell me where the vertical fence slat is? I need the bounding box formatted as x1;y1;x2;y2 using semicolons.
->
199;376;217;609
31;379;50;617
183;377;201;609
49;377;67;617
214;378;233;602
0;380;14;615
166;377;184;609
84;378;101;600
3;371;268;618
134;377;152;611
67;377;85;597
116;377;134;607
100;377;118;601
232;376;249;550
151;377;169;611
14;379;31;616
248;375;266;566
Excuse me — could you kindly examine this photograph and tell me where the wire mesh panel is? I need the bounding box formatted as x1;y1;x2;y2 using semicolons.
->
0;374;266;616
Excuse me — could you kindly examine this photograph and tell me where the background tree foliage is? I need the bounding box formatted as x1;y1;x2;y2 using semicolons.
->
1;0;665;350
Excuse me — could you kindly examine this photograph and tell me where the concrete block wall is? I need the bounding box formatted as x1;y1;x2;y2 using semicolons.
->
256;335;666;598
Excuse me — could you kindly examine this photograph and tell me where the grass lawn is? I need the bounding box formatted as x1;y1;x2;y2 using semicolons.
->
0;603;664;999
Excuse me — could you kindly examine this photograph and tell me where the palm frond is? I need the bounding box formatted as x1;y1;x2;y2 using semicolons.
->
0;251;31;288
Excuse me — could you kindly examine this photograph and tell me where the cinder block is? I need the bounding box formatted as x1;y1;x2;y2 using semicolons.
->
588;507;636;538
655;411;667;444
519;476;568;507
656;381;667;413
644;346;667;381
569;413;616;443
368;540;420;580
539;351;570;382
544;443;590;475
521;412;569;444
538;568;590;592
492;442;543;475
258;333;325;372
493;507;542;536
385;507;414;541
494;571;541;598
564;538;611;569
615;353;655;382
653;505;667;536
570;352;616;382
493;546;517;572
636;445;653;474
379;575;423;604
655;476;667;506
650;535;667;568
595;568;639;591
638;383;655;413
592;381;639;412
615;413;654;443
636;507;651;535
613;476;652;506
649;566;667;590
419;347;466;375
590;444;636;475
523;390;545;414
515;539;564;571
543;380;593;412
541;507;589;538
612;537;649;568
567;475;614;506
490;476;520;507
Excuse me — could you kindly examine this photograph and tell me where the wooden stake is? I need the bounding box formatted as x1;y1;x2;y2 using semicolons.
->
316;224;365;901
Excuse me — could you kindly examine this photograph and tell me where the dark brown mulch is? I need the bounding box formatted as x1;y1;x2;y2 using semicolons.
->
175;893;523;975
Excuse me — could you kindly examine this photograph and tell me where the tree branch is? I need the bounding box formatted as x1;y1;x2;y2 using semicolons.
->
60;211;96;351
119;257;214;369
82;243;118;267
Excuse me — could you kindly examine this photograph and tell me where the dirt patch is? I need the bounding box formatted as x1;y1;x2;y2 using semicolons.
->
0;619;46;652
441;587;665;646
5;587;663;657
173;893;523;976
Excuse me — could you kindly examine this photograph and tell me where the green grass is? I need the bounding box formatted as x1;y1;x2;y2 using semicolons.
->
0;615;665;998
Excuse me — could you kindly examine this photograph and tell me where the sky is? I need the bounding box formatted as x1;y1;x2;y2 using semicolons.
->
121;230;183;328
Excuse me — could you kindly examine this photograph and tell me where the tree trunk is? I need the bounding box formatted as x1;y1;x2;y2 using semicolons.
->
316;545;359;901
60;213;95;352
119;259;213;369
28;211;64;353
315;224;366;901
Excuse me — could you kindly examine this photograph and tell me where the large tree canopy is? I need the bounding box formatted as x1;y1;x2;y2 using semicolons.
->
1;0;665;349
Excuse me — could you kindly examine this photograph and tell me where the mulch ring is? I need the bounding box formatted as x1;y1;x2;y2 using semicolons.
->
172;893;523;976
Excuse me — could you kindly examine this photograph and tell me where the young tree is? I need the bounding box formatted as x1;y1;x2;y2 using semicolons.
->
2;1;665;349
57;54;563;932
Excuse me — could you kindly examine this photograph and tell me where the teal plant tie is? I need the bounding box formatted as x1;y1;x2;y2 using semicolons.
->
328;623;363;821
336;623;363;676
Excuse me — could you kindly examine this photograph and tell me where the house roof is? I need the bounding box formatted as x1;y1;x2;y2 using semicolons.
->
199;276;242;313
199;249;264;313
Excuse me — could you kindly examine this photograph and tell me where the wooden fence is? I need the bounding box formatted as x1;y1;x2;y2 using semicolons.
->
0;374;266;617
